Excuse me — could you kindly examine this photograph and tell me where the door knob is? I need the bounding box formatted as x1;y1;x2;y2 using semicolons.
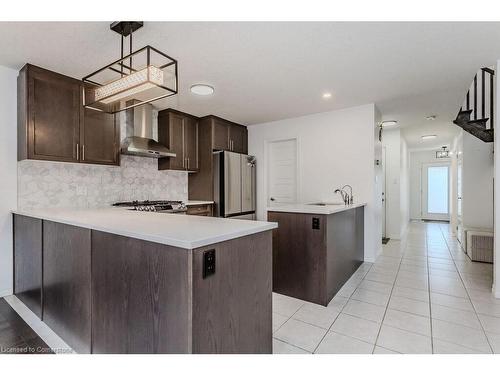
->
270;197;275;201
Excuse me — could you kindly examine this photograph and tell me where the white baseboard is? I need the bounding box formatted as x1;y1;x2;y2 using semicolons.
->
493;284;500;299
3;295;75;354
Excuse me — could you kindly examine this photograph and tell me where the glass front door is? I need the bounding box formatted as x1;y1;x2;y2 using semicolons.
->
422;163;450;221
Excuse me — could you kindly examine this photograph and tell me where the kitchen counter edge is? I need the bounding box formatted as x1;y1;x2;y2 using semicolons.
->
266;203;366;215
12;208;277;250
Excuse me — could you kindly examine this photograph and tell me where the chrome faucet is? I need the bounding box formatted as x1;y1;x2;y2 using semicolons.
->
334;185;354;205
335;188;349;205
342;185;354;205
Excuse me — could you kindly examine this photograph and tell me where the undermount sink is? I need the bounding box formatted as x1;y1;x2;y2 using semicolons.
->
307;202;344;206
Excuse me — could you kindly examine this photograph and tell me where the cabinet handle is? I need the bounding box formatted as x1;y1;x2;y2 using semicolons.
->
187;158;190;170
82;145;85;161
183;157;185;168
76;143;79;161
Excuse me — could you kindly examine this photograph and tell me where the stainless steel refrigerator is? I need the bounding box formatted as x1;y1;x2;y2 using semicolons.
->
213;151;256;219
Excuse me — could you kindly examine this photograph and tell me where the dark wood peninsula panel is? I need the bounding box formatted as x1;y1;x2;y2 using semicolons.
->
13;215;43;318
43;221;91;354
268;206;364;306
91;232;191;354
192;231;272;354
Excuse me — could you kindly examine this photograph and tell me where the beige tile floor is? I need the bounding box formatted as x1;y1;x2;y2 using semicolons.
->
272;221;498;354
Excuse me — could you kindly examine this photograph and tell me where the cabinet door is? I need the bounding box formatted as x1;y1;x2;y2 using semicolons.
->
43;221;91;353
212;119;230;151
229;125;248;154
158;113;185;170
91;231;191;353
13;215;43;319
27;66;80;162
81;108;119;165
184;117;198;171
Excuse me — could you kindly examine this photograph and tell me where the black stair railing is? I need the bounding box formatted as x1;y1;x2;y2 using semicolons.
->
454;67;495;142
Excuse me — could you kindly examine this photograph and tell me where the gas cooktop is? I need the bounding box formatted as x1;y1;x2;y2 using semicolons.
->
112;200;186;213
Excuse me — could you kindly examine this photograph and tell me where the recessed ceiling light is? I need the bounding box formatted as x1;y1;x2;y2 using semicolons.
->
426;115;437;121
421;135;437;140
381;120;398;127
190;84;214;96
322;92;332;99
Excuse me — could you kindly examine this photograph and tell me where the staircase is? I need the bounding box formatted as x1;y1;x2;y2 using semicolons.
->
454;67;495;142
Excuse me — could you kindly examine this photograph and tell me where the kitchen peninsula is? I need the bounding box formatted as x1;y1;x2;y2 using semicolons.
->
268;203;365;306
12;208;277;354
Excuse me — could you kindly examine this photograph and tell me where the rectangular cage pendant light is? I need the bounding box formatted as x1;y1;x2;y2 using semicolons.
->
436;147;450;159
83;22;178;114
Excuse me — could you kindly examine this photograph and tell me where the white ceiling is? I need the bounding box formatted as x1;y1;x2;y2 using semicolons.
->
1;22;499;148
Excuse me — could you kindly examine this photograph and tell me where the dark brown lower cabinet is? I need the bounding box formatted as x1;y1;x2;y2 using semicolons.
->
43;221;91;354
91;232;191;354
13;215;43;319
268;206;364;306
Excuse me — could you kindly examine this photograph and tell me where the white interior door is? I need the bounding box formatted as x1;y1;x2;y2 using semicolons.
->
421;163;451;221
267;139;298;206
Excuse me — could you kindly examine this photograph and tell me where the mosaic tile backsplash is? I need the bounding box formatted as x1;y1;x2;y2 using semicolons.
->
18;155;188;210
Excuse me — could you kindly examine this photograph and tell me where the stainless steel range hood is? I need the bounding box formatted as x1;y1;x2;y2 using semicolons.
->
121;102;176;158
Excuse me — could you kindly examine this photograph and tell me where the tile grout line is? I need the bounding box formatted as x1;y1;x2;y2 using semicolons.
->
438;224;495;354
371;241;406;353
308;264;374;353
310;262;375;353
426;228;435;353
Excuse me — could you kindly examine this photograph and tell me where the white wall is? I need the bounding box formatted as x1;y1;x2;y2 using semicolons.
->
461;131;494;230
0;66;17;297
381;128;401;239
400;137;410;237
248;104;382;262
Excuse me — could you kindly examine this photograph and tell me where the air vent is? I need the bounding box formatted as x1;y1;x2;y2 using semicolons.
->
466;230;493;263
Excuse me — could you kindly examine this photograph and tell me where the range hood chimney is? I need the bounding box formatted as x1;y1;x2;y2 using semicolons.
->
121;101;176;158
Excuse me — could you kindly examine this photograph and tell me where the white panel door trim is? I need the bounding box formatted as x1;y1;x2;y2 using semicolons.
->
264;137;300;209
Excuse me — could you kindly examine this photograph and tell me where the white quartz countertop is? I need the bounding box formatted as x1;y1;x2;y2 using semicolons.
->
13;208;277;250
266;202;366;215
185;200;214;206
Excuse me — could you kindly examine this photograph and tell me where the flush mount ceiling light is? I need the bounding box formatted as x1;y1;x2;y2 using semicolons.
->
436;146;450;159
322;92;332;99
381;120;398;127
83;21;178;114
421;134;437;140
426;115;437;121
190;84;214;96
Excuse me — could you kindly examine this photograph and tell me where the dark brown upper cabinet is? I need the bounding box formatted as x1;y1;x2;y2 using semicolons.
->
80;108;120;165
210;116;247;154
188;116;248;201
229;123;248;154
18;64;120;166
158;109;199;172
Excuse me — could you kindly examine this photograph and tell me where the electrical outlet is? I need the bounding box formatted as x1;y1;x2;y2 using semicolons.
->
312;217;320;230
203;249;216;278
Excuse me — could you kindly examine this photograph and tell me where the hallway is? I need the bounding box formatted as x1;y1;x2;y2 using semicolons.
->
272;221;498;354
